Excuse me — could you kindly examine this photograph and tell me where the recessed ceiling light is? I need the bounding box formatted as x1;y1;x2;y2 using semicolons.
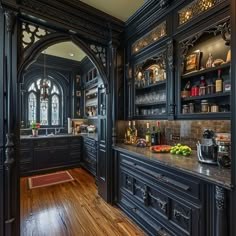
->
69;53;74;57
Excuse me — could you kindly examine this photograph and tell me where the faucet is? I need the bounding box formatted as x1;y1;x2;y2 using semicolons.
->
45;128;48;136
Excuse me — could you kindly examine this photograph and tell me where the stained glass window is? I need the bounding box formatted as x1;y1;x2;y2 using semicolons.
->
27;78;62;127
51;95;59;125
28;92;36;125
40;100;48;125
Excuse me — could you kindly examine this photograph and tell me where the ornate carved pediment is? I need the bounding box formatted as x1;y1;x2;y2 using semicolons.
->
21;22;52;53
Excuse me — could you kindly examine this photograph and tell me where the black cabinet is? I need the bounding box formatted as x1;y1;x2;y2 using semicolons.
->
115;151;204;236
81;137;97;176
176;17;231;120
125;2;231;121
20;136;82;176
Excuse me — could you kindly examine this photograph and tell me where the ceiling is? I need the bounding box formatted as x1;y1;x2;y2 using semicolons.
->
80;0;145;22
43;1;145;61
44;42;86;61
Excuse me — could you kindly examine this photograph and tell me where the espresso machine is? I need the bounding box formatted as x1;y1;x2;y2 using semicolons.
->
196;130;231;167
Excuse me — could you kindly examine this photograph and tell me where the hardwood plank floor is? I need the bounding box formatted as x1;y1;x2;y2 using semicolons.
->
20;168;146;236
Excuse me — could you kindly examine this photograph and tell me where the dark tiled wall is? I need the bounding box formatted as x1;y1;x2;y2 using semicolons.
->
116;120;230;150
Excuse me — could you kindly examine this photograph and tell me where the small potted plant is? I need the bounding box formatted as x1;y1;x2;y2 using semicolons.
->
31;122;40;137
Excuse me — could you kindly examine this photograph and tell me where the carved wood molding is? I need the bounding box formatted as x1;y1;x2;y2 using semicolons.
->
160;0;173;9
215;186;225;210
18;0;123;44
167;40;174;71
205;18;231;45
180;32;203;65
180;18;231;64
4;10;17;234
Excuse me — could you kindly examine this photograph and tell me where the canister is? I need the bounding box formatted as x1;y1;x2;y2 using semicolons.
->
189;103;194;113
201;100;209;113
210;104;219;112
182;104;189;114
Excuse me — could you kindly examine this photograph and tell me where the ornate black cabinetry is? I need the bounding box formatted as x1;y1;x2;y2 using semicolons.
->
176;17;231;120
81;137;97;176
20;136;82;176
114;148;231;236
125;1;231;121
116;151;203;236
133;54;168;120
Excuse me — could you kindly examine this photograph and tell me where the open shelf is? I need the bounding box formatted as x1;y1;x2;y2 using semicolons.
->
135;101;166;107
181;63;230;79
177;112;230;120
135;80;166;90
181;91;230;102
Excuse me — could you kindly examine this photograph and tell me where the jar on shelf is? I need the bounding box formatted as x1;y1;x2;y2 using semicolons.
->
206;53;213;68
191;85;199;96
201;100;209;113
207;80;215;94
182;104;189;114
199;76;207;96
189;103;194;113
210;104;219;112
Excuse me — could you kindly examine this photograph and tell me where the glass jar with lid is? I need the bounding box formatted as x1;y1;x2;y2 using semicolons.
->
201;100;209;113
189;103;194;113
182;104;189;114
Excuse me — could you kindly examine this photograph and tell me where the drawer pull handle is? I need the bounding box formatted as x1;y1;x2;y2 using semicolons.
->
157;227;170;236
174;209;190;222
131;207;136;212
149;193;167;211
162;177;190;191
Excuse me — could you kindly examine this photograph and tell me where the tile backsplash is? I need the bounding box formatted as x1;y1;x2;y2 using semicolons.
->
116;120;230;150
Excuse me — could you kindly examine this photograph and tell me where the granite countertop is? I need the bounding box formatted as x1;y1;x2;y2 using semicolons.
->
20;133;98;141
113;143;232;189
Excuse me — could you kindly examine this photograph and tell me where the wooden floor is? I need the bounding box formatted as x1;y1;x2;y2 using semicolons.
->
20;168;146;236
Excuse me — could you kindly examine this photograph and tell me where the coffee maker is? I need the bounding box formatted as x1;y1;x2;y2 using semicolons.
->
196;130;231;167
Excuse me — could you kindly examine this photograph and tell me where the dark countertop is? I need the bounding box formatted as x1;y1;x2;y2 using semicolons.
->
113;143;232;190
20;133;98;141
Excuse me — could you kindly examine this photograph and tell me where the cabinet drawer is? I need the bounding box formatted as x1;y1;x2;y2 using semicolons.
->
20;150;33;162
34;139;51;147
70;153;81;162
84;145;97;156
20;161;33;172
51;138;68;146
120;170;169;219
83;137;96;147
20;139;33;148
70;144;81;153
119;193;175;236
119;153;201;202
70;137;82;145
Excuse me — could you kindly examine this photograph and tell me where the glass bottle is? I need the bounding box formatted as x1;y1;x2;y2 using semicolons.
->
206;53;213;68
151;126;157;146
145;122;151;147
126;121;132;143
199;76;206;96
215;69;223;92
131;121;138;144
156;121;161;145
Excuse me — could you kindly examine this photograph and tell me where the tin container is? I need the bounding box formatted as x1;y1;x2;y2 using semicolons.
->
210;104;219;112
182;104;189;114
201;100;209;113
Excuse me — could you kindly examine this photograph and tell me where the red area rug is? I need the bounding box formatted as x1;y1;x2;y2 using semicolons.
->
28;171;74;189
